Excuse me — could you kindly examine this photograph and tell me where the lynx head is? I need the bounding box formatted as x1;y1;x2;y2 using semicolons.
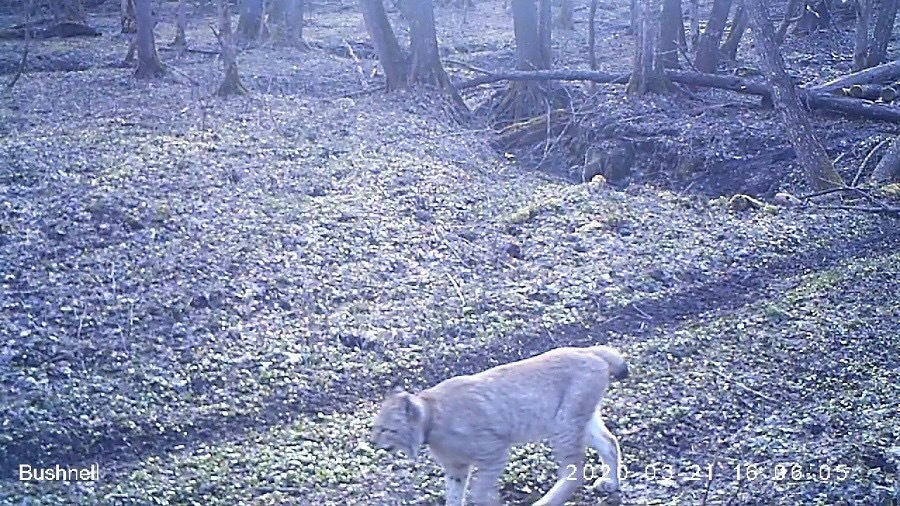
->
371;388;428;459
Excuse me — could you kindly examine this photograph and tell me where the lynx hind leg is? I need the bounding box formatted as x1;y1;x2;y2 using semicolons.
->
442;462;471;506
533;435;586;506
586;411;622;493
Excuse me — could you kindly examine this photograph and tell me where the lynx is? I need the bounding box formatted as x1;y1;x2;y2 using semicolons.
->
371;345;628;506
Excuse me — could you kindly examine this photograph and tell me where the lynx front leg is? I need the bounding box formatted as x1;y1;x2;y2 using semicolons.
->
533;436;585;506
585;411;622;493
468;460;504;506
441;462;471;506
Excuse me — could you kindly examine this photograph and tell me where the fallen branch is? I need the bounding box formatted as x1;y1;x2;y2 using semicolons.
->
809;59;900;94
457;69;900;122
0;21;100;40
811;204;900;216
158;46;221;56
457;69;629;89
4;30;28;91
711;369;779;403
798;186;900;217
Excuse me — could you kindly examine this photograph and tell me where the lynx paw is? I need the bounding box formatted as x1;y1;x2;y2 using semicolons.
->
590;477;619;493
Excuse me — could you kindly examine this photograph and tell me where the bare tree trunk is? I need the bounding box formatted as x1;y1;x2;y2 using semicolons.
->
286;0;306;46
173;0;187;47
743;0;844;190
853;0;872;71
402;0;455;93
513;0;550;71
630;0;639;34
693;0;732;73
871;135;900;183
493;0;553;125
270;0;306;46
237;0;268;42
556;0;574;29
52;0;85;23
216;0;248;95
537;0;552;67
720;2;747;61
687;0;699;50
659;0;683;68
774;0;801;43
134;0;164;78
628;0;668;94
794;0;831;35
360;0;407;90
121;0;136;33
866;0;898;67
589;0;598;69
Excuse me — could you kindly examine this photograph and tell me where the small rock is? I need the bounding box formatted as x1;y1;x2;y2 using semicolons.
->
189;294;209;309
774;192;802;207
503;241;523;259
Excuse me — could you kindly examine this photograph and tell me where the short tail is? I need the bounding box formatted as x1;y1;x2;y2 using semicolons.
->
589;345;629;380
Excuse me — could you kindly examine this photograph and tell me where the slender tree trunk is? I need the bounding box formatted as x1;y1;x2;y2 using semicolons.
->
866;0;898;67
794;0;831;35
52;0;85;23
687;0;699;50
121;0;136;33
286;0;306;45
537;0;552;67
659;0;683;68
216;0;248;95
853;0;872;71
237;0;268;41
556;0;574;29
693;0;732;73
774;0;799;43
589;0;598;69
721;2;747;61
134;0;164;78
173;0;187;47
743;0;844;190
359;0;407;90
630;0;639;34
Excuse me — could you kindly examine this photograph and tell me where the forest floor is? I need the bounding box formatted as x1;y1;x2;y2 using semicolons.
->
1;0;899;505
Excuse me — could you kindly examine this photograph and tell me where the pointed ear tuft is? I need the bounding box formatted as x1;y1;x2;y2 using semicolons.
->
402;394;425;422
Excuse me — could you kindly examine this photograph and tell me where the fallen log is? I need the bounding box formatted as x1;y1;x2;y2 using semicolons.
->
0;22;101;40
808;59;900;94
458;69;629;89
846;83;897;102
457;69;900;122
804;94;900;122
665;69;770;95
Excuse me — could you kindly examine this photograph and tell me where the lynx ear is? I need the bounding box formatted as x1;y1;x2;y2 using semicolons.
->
402;394;426;423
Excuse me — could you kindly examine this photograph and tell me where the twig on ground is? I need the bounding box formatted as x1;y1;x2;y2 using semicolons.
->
445;273;466;307
630;303;651;320
444;58;492;75
854;138;891;186
700;453;719;506
5;0;32;92
812;204;900;216
343;38;366;86
252;486;307;496
711;369;779;403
